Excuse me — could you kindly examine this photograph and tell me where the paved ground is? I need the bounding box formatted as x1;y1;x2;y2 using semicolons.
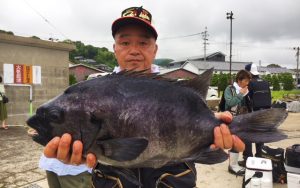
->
0;126;47;188
0;112;299;188
196;112;300;188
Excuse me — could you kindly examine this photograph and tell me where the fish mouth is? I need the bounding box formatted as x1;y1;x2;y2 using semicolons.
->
26;115;53;146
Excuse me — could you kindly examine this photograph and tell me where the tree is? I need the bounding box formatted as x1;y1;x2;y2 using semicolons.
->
86;45;98;59
261;74;272;85
68;41;117;68
0;30;14;35
281;73;294;90
69;74;77;85
267;64;281;68
211;74;219;87
31;36;40;39
272;75;280;91
154;58;174;67
218;73;230;93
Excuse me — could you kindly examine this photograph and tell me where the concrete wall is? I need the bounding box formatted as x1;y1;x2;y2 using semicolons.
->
0;33;75;125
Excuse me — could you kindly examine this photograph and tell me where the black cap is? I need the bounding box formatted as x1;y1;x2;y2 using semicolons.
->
112;6;158;40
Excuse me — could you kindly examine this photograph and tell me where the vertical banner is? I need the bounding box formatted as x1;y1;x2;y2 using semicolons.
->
23;65;33;84
32;66;42;84
3;64;14;84
14;64;23;84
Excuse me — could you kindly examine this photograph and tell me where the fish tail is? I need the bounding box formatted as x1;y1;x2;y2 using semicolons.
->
229;108;288;143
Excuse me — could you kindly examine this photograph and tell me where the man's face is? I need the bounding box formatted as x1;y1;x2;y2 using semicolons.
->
113;25;158;72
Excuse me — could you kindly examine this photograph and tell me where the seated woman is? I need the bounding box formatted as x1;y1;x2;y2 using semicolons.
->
224;70;252;176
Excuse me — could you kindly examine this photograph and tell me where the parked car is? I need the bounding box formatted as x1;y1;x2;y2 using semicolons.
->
87;72;109;80
206;87;218;100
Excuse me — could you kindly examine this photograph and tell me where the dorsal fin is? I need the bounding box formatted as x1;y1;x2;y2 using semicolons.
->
110;68;214;98
113;69;157;78
111;69;177;82
176;68;214;98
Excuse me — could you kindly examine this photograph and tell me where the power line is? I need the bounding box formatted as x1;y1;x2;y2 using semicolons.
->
23;0;69;39
159;33;201;40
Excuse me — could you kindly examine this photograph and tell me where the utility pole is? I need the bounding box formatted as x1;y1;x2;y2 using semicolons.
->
294;47;300;85
226;11;234;83
201;27;209;62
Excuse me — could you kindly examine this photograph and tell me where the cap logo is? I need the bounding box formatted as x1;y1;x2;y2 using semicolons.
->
121;6;152;24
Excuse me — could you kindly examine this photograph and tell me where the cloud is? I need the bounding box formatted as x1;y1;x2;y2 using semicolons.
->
0;0;299;68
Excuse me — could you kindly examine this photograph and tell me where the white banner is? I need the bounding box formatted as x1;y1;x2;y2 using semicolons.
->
3;64;14;84
32;66;42;84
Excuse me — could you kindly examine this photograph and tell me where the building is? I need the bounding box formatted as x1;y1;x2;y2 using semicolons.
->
69;63;106;82
161;52;252;79
258;66;294;75
159;67;198;79
0;33;75;125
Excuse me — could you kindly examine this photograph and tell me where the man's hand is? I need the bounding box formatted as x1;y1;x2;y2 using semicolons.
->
212;111;245;152
44;133;97;168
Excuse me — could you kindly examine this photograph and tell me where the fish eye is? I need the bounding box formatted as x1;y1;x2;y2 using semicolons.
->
46;106;64;123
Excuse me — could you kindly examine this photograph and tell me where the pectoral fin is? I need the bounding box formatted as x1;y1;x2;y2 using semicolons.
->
185;147;228;164
97;137;148;161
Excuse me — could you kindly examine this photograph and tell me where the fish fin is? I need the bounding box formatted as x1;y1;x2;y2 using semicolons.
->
96;164;142;186
176;68;214;98
113;69;178;81
230;108;288;143
97;137;148;161
114;69;157;78
186;147;228;164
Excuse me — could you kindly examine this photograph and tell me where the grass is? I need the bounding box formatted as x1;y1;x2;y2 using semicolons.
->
271;89;300;101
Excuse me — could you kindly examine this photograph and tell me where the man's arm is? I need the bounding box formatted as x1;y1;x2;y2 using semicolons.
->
44;111;245;168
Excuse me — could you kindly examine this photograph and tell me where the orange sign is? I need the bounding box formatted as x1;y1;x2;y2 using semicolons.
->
23;65;33;84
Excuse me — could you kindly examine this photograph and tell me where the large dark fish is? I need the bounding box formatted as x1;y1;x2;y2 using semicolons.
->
27;69;287;184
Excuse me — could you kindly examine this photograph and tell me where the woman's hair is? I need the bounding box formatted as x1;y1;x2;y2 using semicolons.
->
0;76;2;83
235;70;252;82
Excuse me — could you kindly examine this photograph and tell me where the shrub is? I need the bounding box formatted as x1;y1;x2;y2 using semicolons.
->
69;74;77;85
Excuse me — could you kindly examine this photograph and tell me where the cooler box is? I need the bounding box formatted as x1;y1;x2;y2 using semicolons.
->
244;157;273;188
285;144;300;188
287;173;300;188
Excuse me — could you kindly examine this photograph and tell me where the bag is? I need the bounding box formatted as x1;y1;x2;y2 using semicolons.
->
272;100;287;109
285;144;300;169
218;85;235;112
0;93;9;104
261;145;287;183
250;79;271;110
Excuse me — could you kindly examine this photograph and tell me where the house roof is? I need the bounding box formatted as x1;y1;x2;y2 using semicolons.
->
0;33;75;51
258;67;293;74
69;63;105;72
185;60;251;71
159;67;181;75
171;51;226;64
159;67;198;76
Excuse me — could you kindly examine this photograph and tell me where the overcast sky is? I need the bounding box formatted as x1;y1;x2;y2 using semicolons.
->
1;0;300;68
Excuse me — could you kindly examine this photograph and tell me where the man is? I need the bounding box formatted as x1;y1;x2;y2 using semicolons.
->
44;6;245;187
239;63;272;167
